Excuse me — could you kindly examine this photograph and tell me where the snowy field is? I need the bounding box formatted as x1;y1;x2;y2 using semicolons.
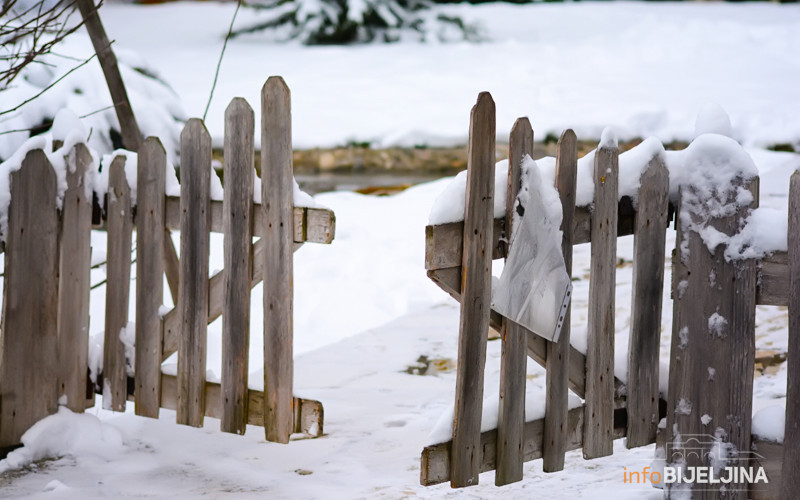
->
0;1;799;498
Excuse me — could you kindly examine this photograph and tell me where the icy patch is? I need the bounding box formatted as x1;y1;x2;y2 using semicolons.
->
701;414;712;426
675;398;692;416
708;313;728;338
707;367;716;381
678;327;689;350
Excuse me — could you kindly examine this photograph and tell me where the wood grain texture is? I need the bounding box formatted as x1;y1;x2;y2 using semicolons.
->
666;178;758;500
583;141;618;459
543;129;578;472
0;151;60;448
57;144;93;412
134;137;166;418
261;76;295;444
163;232;180;304
221;98;255;435
103;155;132;412
451;92;495;487
176;119;212;428
495;117;531;486
782;170;800;500
626;155;669;449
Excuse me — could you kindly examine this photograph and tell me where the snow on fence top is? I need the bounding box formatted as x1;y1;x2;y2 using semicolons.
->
428;110;787;260
0;109;323;243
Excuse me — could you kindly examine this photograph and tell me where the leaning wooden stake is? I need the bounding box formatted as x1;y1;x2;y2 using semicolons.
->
221;98;255;435
0;151;60;450
177;119;212;428
451;92;496;487
583;135;618;459
626;154;669;448
262;76;295;444
782;170;800;500
543;129;577;472
57;143;93;412
103;155;133;412
135;137;166;418
496;117;531;486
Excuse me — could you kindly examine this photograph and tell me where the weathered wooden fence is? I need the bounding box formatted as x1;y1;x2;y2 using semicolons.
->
421;92;796;500
0;76;334;453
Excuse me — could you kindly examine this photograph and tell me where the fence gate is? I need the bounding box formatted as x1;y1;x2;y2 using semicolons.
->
0;76;335;453
420;92;797;500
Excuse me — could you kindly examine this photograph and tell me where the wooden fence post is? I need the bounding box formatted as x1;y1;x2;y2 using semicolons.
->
0;150;60;449
782;170;800;500
496;117;532;486
666;175;758;500
451;92;495;487
583;137;618;459
262;76;295;444
221;97;255;435
57;143;93;412
626;154;669;448
543;129;577;472
135;137;166;418
177;119;212;428
103;155;132;412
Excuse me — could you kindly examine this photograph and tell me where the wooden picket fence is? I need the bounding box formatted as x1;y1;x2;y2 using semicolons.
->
421;92;798;500
0;76;335;453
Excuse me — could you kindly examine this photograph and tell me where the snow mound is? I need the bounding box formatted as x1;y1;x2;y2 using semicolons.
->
752;404;785;444
694;103;733;139
0;407;126;473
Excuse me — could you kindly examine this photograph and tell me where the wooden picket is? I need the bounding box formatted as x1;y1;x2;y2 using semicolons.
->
783;171;800;500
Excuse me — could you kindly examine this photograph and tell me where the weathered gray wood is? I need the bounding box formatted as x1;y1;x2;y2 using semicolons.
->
163;233;180;305
0;151;60;449
135;137;166;418
750;439;783;500
782;170;800;500
262;76;295;444
221;98;255;435
583;140;618;459
422;404;629;486
626;155;669;449
157;373;323;437
666;177;758;500
176;119;211;428
57;144;93;412
759;252;788;307
496;117;531;486
451;92;495;488
543;129;578;472
103;156;132;412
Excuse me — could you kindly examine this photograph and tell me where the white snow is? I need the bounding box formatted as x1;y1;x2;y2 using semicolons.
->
752;404;785;444
694;103;733;139
707;312;728;338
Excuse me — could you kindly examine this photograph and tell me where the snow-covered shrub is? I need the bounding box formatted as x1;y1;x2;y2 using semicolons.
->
232;0;483;44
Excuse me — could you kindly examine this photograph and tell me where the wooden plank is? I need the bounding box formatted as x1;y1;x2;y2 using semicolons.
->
134;137;166;418
0;150;60;448
451;92;496;487
157;374;323;437
495;117;531;486
57;143;93;412
583;139;618;459
262;76;295;444
543;129;578;472
421;405;629;486
221;98;255;435
666;177;758;500
750;439;783;500
176;119;211;428
626;155;669;448
758;251;788;306
783;170;800;500
165;197;334;243
163;232;180;305
424;203;636;272
103;155;132;412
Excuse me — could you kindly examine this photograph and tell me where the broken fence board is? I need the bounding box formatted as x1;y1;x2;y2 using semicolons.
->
496;117;531;486
103;156;133;412
135;137;166;419
626;155;669;448
543;128;578;473
262;76;295;444
451;92;495;488
57;143;93;412
0;150;60;449
176;119;212;428
221;98;255;435
583;141;618;460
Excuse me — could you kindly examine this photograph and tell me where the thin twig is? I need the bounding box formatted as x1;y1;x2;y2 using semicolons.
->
203;0;242;121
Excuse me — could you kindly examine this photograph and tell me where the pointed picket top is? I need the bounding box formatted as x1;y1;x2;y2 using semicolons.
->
226;97;254;123
181;118;211;148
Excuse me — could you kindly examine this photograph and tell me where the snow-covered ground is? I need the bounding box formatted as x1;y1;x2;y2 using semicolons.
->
0;1;798;498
